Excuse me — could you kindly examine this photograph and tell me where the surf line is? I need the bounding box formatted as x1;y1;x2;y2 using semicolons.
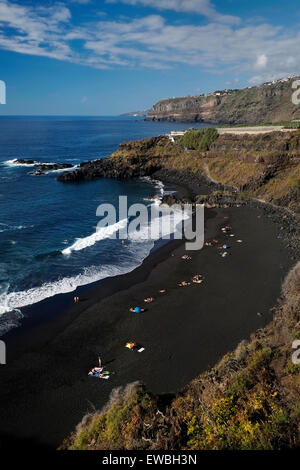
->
96;195;204;251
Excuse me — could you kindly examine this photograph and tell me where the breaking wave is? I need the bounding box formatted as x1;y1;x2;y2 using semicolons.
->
62;218;129;255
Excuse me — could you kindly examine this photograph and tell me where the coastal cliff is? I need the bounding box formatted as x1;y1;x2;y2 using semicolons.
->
147;77;300;124
58;129;300;213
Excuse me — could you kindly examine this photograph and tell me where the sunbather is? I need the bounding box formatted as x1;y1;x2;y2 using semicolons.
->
192;274;203;284
181;254;192;260
88;356;103;375
129;306;145;313
178;280;191;287
125;341;136;350
125;342;145;353
144;297;154;303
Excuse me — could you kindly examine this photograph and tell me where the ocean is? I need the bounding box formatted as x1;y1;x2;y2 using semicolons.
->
0;116;208;335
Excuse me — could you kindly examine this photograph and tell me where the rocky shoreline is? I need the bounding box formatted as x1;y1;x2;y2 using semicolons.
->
14;158;74;175
57;136;300;261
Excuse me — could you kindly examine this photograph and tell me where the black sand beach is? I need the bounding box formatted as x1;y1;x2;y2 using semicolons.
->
0;204;295;450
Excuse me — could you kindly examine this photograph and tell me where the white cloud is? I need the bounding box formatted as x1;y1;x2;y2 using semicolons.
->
0;0;299;83
105;0;240;24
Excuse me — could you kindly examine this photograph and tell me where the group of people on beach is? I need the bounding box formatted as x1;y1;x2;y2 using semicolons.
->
203;217;244;259
88;216;246;380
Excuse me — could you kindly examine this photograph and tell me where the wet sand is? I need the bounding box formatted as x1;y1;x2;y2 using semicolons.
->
0;205;294;450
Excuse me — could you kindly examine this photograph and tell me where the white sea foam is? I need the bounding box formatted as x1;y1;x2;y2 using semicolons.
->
0;255;150;337
140;176;165;198
3;159;38;167
128;204;189;242
2;159;77;174
0;224;34;233
62;218;129;255
47;165;79;174
61;199;188;255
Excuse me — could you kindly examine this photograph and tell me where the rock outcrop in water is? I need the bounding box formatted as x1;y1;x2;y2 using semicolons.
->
15;159;74;174
147;76;300;124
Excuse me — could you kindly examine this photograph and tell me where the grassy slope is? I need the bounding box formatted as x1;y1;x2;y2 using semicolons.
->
111;131;300;211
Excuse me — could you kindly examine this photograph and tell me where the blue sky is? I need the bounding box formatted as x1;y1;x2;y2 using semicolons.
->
0;0;299;115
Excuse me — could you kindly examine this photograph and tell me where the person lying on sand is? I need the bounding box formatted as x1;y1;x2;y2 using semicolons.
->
88;367;103;376
129;306;145;313
125;342;145;353
178;280;191;287
89;369;111;379
192;274;203;284
88;356;103;375
181;254;192;260
144;297;154;303
159;289;166;294
221;226;232;233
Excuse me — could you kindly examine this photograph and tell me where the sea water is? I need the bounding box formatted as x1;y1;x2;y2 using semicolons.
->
0;116;208;335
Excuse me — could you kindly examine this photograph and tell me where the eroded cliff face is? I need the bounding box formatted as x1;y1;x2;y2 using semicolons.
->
147;77;300;124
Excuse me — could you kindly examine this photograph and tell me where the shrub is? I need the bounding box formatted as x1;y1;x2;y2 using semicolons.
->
179;128;218;151
289;177;300;189
285;361;300;375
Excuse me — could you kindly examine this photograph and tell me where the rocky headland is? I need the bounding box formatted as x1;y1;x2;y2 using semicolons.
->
147;76;300;124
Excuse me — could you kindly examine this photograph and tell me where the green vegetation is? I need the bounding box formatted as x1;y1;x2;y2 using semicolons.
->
289;176;300;189
285;361;300;375
63;383;157;450
179;128;218;151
